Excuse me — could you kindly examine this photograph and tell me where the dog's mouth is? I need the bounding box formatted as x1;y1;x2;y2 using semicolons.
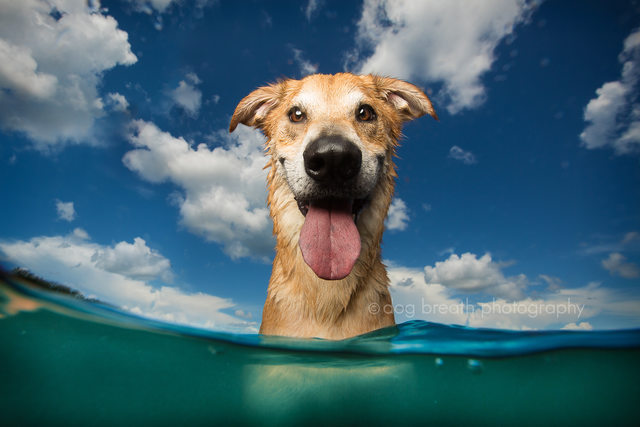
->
296;198;367;221
297;197;367;281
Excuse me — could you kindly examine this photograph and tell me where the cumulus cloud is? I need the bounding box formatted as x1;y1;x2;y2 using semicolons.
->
385;197;409;231
602;252;640;279
291;47;319;77
0;0;137;149
388;262;640;330
0;229;257;332
92;237;173;282
105;92;129;112
55;200;76;222
0;38;57;99
123;120;273;260
389;265;470;326
347;0;534;114
448;146;477;164
423;252;527;300
169;73;202;117
580;28;640;155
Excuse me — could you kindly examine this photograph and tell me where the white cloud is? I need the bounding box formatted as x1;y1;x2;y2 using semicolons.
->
580;82;629;149
126;0;217;14
291;47;319;77
92;237;173;282
123;0;216;31
0;229;257;332
123;120;273;260
539;274;562;291
304;0;322;21
105;92;129;112
73;227;89;240
562;322;593;331
347;0;533;114
234;309;253;319
0;38;57;99
169;73;202;116
622;231;640;246
125;0;179;14
385;197;409;231
388;262;640;330
184;72;201;85
0;0;137;149
261;10;273;28
423;252;526;300
389;265;470;326
438;247;455;257
580;231;640;256
448;146;477;164
602;252;640;279
144;0;176;12
55;200;76;222
580;28;640;155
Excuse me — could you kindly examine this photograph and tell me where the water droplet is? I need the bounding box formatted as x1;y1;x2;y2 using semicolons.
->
467;358;483;374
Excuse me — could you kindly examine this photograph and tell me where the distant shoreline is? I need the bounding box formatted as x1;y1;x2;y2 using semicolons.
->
5;267;105;305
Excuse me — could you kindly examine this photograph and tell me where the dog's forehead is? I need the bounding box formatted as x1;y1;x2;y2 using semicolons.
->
292;77;365;112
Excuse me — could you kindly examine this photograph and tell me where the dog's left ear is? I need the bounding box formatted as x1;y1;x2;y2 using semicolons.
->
373;76;439;122
229;82;283;133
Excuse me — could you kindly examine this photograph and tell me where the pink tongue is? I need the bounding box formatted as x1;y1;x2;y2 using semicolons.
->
299;199;361;280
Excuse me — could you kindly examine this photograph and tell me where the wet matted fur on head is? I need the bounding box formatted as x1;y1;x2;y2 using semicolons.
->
230;73;437;339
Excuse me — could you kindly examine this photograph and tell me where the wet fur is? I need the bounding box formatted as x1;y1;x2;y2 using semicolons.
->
230;73;436;339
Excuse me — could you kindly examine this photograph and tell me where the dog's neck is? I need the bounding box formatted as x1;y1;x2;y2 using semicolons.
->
260;159;396;339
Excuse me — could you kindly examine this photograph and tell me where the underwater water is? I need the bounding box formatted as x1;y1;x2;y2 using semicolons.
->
1;272;639;426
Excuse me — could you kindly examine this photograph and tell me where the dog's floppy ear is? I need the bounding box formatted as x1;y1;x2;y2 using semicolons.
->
229;82;283;132
373;76;438;122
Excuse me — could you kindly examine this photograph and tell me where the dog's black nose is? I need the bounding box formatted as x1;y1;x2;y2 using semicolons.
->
303;136;362;183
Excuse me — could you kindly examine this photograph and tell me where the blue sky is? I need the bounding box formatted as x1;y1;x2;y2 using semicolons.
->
1;0;639;332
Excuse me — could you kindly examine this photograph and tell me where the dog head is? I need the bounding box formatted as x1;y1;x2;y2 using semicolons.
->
230;73;436;281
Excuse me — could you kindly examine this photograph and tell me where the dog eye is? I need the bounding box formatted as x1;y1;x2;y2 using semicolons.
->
357;104;376;122
288;107;306;123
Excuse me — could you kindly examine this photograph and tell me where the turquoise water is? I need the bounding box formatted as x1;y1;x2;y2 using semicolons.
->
1;272;639;426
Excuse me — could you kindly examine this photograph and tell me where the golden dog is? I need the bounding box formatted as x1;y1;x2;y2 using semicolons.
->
230;73;436;339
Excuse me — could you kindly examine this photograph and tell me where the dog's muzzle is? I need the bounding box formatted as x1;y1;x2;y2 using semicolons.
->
298;136;365;281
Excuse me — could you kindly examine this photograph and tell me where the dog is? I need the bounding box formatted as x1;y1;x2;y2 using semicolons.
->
230;73;437;339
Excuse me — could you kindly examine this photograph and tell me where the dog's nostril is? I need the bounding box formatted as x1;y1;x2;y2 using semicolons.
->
307;157;324;174
303;136;362;183
341;157;359;180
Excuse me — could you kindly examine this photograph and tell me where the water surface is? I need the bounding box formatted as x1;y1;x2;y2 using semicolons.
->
1;272;638;425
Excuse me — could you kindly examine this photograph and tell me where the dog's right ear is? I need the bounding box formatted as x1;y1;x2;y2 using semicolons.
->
229;82;283;133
